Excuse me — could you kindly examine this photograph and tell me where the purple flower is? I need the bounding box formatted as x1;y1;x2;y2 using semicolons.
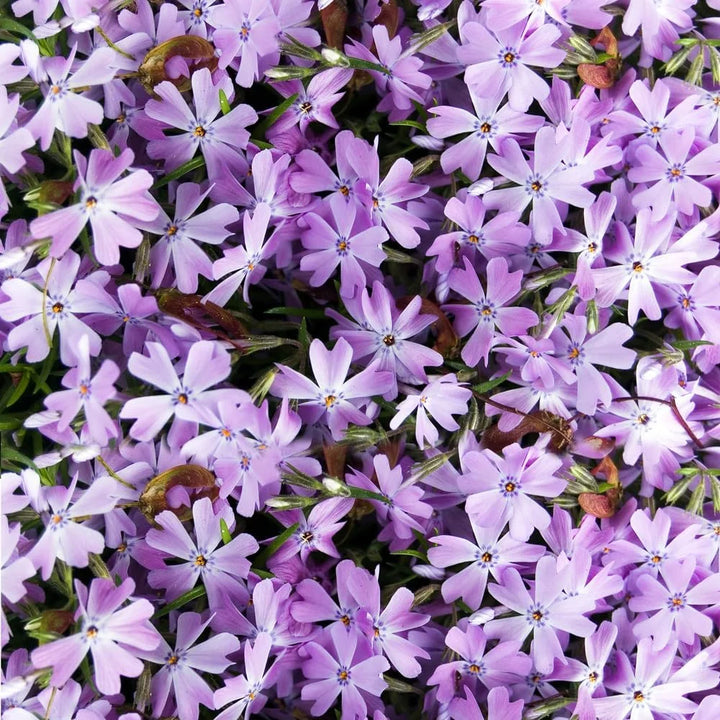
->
271;68;353;134
271;337;393;440
428;510;545;610
137;612;240;720
290;130;366;206
138;183;239;294
347;454;433;545
330;281;442;400
594;638;700;719
629;557;720;649
345;25;432;119
485;555;596;673
271;497;353;564
427;85;543;181
485;126;595;244
120;340;244;446
458;20;565;112
551;313;636;416
390;374;472;448
628;128;720;219
347;570;431;679
30;148;159;265
0;252;105;364
299;194;388;298
26;46;117;150
352;145;430;249
300;623;390;719
28;475;118;580
462;443;565;541
205;204;277;306
146;69;257;179
30;577;161;695
449;685;524;720
606;508;713;572
42;334;119;446
214;632;277;720
428;623;532;703
291;559;365;634
213;0;281;87
146;497;258;607
427;194;531;274
445;256;538;367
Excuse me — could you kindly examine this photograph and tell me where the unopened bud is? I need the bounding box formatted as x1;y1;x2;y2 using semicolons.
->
322;476;352;497
321;47;351;67
265;495;317;509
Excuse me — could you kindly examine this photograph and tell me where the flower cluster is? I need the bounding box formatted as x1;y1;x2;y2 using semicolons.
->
2;1;720;720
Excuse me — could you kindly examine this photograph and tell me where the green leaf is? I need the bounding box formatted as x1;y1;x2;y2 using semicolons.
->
153;155;205;189
391;549;428;561
265;306;328;319
389;120;427;131
219;88;231;115
671;339;714;351
154;585;206;618
472;371;512;394
0;446;39;471
0;17;38;42
220;518;232;545
254;522;300;567
255;93;298;137
3;370;31;409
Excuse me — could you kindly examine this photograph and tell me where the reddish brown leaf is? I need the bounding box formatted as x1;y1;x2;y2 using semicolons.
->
36;180;74;206
323;441;348;479
590;26;619;58
138;36;218;94
139;465;218;523
483;410;573;454
321;0;348;49
578;491;618;518
156;289;248;348
577;63;616;89
579;455;622;518
375;0;399;39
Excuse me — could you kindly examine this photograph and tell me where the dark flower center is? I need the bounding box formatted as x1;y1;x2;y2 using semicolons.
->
383;334;395;346
52;302;64;314
299;101;313;113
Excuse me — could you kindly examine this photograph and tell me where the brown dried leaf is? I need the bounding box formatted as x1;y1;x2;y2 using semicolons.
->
577;61;619;89
138;36;218;94
323;441;347;479
375;0;399;39
579;456;622;518
321;0;349;49
578;491;619;518
157;289;248;346
590;26;619;58
139;465;217;523
483;411;573;454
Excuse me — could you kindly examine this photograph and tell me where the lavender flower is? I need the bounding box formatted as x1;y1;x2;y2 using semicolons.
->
31;577;161;694
30;148;159;265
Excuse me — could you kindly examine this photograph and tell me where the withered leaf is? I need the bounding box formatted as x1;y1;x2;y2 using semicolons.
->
321;0;348;49
578;59;620;89
578;455;622;518
156;289;248;349
139;465;217;523
483;410;573;454
138;36;218;95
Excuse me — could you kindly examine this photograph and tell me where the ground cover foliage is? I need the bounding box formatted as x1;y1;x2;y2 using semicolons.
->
2;1;720;719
